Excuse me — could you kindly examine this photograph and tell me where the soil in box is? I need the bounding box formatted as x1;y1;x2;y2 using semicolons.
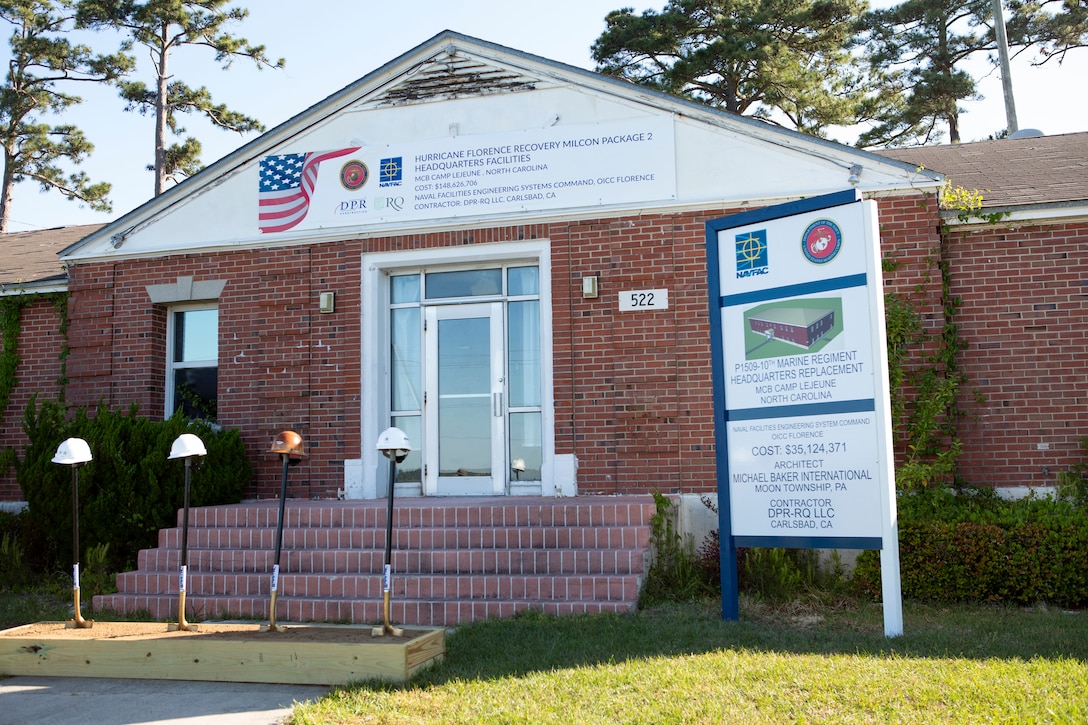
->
0;621;445;685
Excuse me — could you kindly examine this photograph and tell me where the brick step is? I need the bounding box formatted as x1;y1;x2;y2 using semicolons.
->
137;547;646;575
93;593;637;627
157;525;649;551
114;571;641;602
183;499;654;529
96;495;657;627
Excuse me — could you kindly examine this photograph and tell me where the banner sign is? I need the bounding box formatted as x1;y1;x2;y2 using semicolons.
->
706;189;902;635
257;117;676;234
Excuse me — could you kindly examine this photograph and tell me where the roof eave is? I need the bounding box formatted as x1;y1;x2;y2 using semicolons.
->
941;199;1088;227
0;275;68;297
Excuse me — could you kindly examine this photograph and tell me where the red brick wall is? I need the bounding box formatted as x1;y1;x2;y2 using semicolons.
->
555;215;721;494
0;297;67;501
945;218;1088;486
17;193;1042;502
60;245;368;500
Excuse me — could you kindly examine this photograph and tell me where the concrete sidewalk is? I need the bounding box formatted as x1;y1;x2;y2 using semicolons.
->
0;676;329;725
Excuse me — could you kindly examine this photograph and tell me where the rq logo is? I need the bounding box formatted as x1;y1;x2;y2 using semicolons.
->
375;196;405;212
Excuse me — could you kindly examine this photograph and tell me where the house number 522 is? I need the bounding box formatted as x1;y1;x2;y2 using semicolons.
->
619;288;669;312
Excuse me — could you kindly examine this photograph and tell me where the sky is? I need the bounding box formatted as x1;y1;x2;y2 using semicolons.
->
3;0;1087;233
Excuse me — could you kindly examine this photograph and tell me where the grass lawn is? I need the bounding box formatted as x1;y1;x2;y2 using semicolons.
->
3;589;1085;723
289;598;1087;724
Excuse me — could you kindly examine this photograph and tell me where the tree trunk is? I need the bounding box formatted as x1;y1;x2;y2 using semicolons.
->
153;24;171;197
0;147;17;233
937;20;960;144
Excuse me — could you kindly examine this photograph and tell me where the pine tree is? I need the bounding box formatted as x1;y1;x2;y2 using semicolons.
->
76;0;282;195
591;0;871;136
859;0;999;146
1009;0;1088;65
0;0;131;232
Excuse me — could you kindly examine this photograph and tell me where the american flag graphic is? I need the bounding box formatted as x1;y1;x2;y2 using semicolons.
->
258;147;360;233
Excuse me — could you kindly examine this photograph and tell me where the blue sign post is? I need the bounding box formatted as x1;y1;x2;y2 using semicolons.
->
706;189;903;637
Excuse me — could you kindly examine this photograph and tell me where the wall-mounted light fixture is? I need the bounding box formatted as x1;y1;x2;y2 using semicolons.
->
582;276;599;299
319;291;335;313
848;164;863;186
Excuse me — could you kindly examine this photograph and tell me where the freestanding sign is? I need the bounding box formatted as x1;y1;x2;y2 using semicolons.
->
706;189;903;637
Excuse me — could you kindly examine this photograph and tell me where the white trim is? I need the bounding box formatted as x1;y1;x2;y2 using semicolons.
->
146;276;227;303
165;302;219;419
0;283;67;297
58;184;944;264
943;204;1088;228
358;239;554;499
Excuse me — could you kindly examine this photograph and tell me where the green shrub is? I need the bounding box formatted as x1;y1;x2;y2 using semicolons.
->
0;531;30;590
691;496;848;603
739;548;805;602
17;397;251;574
854;486;1088;607
639;492;717;606
1055;437;1088;509
81;542;116;608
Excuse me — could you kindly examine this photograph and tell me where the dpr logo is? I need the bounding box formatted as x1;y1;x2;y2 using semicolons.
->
335;199;368;216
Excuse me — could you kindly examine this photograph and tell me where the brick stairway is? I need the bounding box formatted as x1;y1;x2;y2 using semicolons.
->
94;496;655;627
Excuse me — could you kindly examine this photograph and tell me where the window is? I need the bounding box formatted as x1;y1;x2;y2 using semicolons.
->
167;305;218;421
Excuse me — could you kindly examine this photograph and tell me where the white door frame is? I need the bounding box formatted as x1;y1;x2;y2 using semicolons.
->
357;240;554;498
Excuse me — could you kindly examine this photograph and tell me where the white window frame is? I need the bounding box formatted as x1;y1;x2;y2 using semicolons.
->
165;302;219;420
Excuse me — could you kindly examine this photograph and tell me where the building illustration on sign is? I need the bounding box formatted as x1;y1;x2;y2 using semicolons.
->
744;298;842;357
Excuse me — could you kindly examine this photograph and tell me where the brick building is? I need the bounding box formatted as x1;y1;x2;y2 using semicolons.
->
747;306;837;349
882;135;1088;490
1;31;1085;507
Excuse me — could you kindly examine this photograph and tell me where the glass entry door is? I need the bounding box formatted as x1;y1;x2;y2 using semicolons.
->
423;303;506;495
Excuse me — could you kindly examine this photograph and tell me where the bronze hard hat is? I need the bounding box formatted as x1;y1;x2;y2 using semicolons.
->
270;430;306;458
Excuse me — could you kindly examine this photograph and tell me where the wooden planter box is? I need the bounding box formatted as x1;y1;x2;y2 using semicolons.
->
0;621;444;685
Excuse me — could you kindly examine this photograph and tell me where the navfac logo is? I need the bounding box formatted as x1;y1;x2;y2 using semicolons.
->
380;157;403;186
735;229;769;278
801;219;842;264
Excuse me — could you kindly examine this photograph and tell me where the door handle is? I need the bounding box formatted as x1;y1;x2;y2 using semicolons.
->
492;391;503;417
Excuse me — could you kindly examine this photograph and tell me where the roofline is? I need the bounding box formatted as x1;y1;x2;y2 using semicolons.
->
62;30;939;259
942;200;1088;227
0;277;68;296
58;185;943;266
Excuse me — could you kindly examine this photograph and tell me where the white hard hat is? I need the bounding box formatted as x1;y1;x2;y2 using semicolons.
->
376;426;412;457
168;433;208;460
52;437;93;466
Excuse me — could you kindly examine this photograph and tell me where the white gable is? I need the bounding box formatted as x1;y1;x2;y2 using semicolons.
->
63;31;941;261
